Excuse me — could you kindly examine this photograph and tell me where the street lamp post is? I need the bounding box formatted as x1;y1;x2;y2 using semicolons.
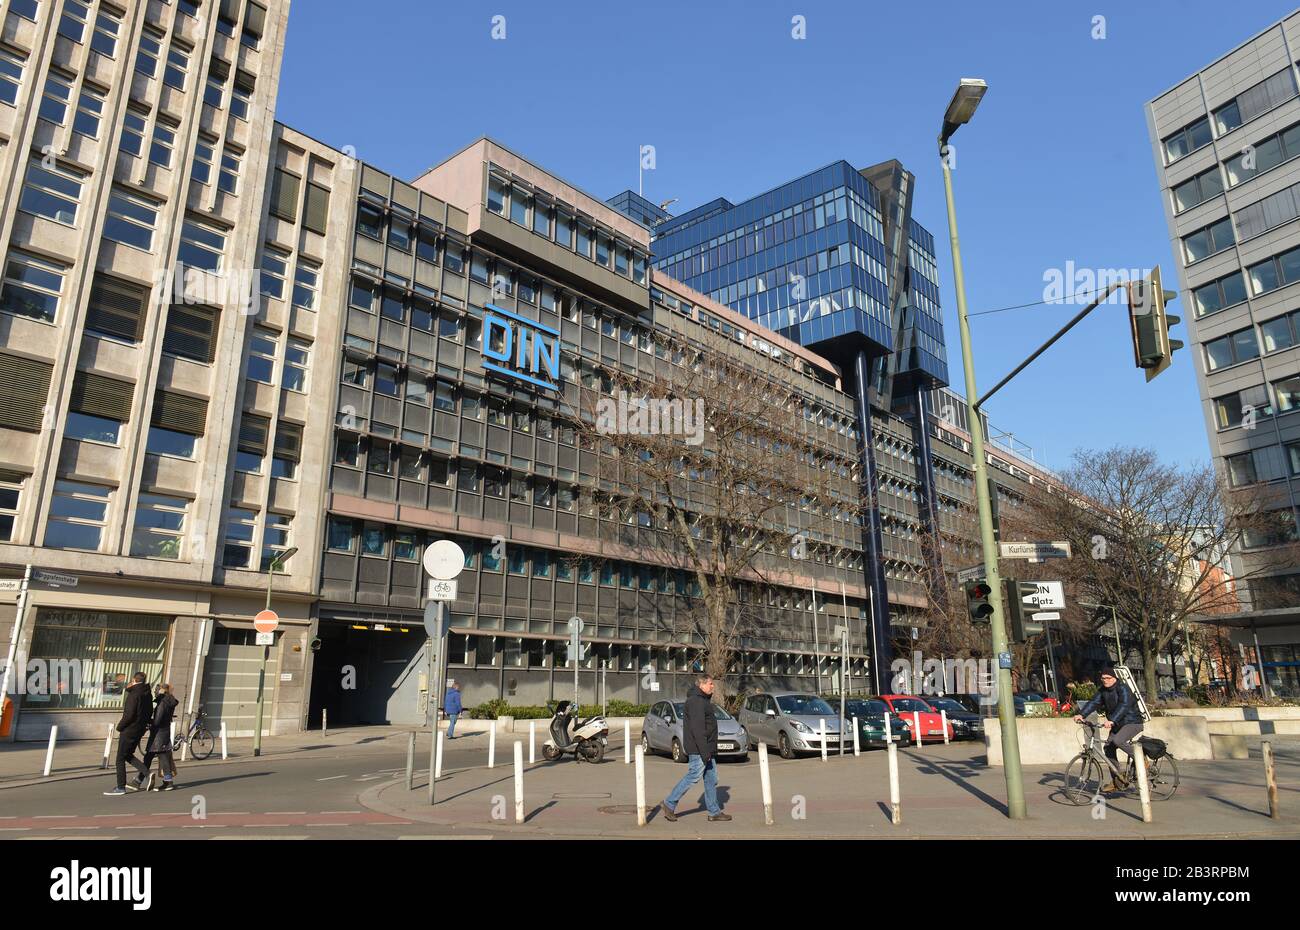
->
252;546;298;757
938;78;1027;819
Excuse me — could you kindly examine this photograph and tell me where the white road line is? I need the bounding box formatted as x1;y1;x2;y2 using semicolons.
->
316;774;348;781
356;775;382;781
321;810;362;814
312;823;351;827
398;835;493;840
93;814;135;818
243;823;291;828
211;835;309;840
0;827;31;832
33;815;76;819
266;811;307;815
49;825;100;830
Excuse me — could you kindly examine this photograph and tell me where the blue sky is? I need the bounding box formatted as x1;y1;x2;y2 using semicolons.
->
276;0;1298;471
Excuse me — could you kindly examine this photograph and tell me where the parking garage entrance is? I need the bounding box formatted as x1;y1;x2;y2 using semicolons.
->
307;614;430;728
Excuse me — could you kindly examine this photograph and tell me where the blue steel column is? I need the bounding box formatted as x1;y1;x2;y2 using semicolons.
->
853;350;893;693
913;385;948;610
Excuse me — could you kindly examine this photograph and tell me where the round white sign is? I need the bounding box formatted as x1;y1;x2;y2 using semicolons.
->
422;540;466;580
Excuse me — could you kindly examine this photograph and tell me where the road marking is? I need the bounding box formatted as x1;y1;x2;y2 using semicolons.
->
316;775;347;781
356;775;382;781
321;810;362;814
244;823;291;828
312;823;351;827
93;814;135;818
49;825;99;830
34;815;76;819
266;811;307;815
398;835;493;840
211;835;309;840
0;827;31;832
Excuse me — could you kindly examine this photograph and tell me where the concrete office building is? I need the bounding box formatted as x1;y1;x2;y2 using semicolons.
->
1146;9;1300;697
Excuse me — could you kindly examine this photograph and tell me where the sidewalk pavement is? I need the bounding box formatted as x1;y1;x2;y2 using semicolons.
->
359;738;1300;840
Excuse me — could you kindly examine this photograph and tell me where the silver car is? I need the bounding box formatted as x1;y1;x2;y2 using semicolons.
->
640;700;750;763
738;691;851;759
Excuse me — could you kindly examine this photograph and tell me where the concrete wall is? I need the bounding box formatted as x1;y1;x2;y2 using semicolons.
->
983;715;1213;766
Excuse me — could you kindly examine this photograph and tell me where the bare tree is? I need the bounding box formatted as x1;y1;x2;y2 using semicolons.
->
1021;446;1298;700
563;326;860;697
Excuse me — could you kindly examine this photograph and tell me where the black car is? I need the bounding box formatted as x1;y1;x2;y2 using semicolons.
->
921;696;985;740
944;693;997;716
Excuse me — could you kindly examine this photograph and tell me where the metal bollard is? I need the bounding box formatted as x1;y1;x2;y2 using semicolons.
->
43;725;58;777
884;713;893;744
101;723;113;769
220;720;228;760
852;717;860;756
405;731;416;790
624;720;631;764
434;731;444;780
887;742;901;825
529;721;536;764
488;720;497;769
513;741;524;824
1264;740;1279;819
427;726;437;805
941;709;949;745
634;744;646;826
1132;741;1152;824
913;710;922;746
758;741;774;826
819;718;827;761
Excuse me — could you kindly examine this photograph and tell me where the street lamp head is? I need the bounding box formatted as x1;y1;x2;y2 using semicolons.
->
940;78;988;147
270;546;300;571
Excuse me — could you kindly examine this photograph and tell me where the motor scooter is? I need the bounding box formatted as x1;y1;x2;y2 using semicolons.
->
541;700;608;763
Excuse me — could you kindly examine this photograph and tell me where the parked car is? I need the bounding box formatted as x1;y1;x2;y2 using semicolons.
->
737;691;851;759
641;699;749;763
840;697;914;748
945;693;998;715
1015;691;1059;712
877;695;955;743
921;696;985;740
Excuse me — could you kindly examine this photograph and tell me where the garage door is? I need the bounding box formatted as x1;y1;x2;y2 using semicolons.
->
201;642;279;738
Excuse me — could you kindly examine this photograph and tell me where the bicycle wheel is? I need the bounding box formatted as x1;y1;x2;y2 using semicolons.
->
189;728;215;760
1064;753;1104;805
1147;755;1179;800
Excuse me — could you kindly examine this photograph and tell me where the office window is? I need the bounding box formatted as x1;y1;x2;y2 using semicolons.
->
67;371;133;444
556;211;572;248
0;473;21;541
236;414;268;473
72;83;104;137
341;358;368;387
20;160;83;225
1192;271;1247;317
91;6;121;56
229;74;253;120
120;109;147;157
246;329;277;384
162;304;218;362
136;28;163;78
0;49;23;106
242;2;266;49
293;263;319;311
1172;166;1225;213
1249;246;1300;296
394;529;419;560
260;249;289;299
327;516;353;552
270;169;300;222
204;63;226;108
1183;218;1235;263
334;434;360;467
381;290;404;322
9;0;38;20
304;183;329;235
85;275;148;342
261;512;292;570
1277;374;1300;413
357;200;384;239
434;382;456;412
218;149;240;194
163;43;190;90
416;226;438;264
1242;508;1298;549
615;246;630;277
1212;69;1297;135
1204;327;1259;370
533;202;551;237
192;138;216;184
457;462;479;493
487;175;508;215
444;243;465;274
361;522;386;556
1215;385;1273;428
576;222;593;259
58;0;90;43
1;251;65;323
1163;117;1212;164
283;339;309;392
45;481;111;551
398;447;424;480
103;191;158;251
1225;123;1300;186
179;0;201;16
595;234;611;267
375;362;399;397
130;494;188;559
178;220;225;273
222;507;258;568
147;389;207;459
509;187;530;227
389;211;413;251
0;352;53;431
1226;446;1287;486
1261;311;1297;353
405;373;429;404
150;120;176;167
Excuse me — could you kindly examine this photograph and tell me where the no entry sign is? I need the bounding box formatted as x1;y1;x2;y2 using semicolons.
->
253;609;279;634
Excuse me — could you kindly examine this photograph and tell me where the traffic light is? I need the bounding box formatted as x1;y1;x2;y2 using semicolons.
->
1004;578;1044;643
965;579;994;624
1128;266;1183;382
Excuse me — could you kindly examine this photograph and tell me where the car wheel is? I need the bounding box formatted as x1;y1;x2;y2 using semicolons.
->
641;731;652;756
671;738;686;763
778;731;796;760
737;753;749;764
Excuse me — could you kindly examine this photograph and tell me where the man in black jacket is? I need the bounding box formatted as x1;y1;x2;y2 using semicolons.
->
104;672;151;796
661;675;731;822
1073;667;1144;791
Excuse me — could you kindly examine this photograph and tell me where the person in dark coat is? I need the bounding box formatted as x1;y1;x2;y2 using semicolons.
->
1073;667;1144;791
660;674;731;822
104;672;150;796
141;683;180;791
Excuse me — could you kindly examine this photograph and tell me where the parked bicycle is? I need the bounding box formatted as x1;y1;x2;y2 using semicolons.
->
1064;717;1179;804
171;705;216;760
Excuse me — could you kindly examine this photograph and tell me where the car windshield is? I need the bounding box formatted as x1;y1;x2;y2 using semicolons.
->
776;695;835;716
671;702;732;720
846;700;888;715
890;698;934;713
926;698;965;713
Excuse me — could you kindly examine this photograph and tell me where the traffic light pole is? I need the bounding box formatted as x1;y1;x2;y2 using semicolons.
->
941;154;1026;819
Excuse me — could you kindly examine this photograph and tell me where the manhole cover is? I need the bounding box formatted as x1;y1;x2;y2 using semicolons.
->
598;804;640;815
552;792;612;800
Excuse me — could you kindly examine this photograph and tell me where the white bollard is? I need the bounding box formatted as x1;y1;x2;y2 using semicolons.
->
913;710;922;746
819;718;827;761
220;720;228;759
434;731;444;780
941;709;950;745
101;724;113;769
529;720;536;764
624;719;631;764
488;720;496;769
170;720;176;745
43;725;57;776
513;741;524;824
322;708;327;736
758;741;774;826
884;713;893;744
887;742;901;825
852;717;860;756
634;744;646;827
1133;742;1152;824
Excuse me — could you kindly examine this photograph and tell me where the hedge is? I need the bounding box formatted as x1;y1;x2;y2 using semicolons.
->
467;699;652;720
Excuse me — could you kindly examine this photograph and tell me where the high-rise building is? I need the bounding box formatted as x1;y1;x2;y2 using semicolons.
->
1146;9;1300;696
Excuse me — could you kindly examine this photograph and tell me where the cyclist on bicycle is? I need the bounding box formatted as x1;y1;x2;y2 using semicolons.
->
1072;667;1142;792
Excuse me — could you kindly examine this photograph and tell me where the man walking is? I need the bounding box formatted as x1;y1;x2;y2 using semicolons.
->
104;672;150;796
661;674;731;822
444;681;462;740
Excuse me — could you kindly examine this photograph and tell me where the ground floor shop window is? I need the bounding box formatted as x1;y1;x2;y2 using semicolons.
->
25;609;169;709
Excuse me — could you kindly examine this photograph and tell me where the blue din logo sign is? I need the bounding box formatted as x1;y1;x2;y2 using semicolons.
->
481;304;561;391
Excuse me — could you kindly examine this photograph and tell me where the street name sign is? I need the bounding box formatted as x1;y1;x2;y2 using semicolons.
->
999;541;1072;562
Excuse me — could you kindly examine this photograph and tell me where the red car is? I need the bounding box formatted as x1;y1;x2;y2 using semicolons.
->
878;695;955;743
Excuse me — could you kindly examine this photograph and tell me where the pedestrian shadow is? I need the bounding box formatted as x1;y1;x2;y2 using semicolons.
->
902;750;1007;816
170;771;271;789
678;785;731;815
